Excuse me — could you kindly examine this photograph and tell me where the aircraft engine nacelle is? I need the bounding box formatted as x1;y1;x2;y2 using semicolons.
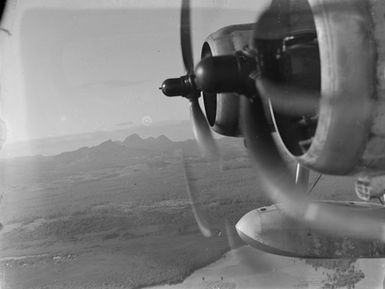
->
236;202;385;258
259;0;385;176
201;24;254;137
202;0;385;176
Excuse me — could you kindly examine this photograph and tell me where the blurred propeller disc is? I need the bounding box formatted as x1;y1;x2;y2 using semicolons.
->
181;151;212;237
256;79;320;117
251;0;322;116
190;97;220;162
252;0;367;117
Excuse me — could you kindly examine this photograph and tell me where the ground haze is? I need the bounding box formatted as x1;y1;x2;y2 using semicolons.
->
0;133;374;289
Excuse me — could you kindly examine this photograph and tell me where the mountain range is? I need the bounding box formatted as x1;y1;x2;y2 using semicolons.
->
0;132;246;174
0;120;197;159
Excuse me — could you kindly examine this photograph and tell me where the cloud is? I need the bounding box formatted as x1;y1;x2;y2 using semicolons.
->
116;121;134;127
21;0;268;12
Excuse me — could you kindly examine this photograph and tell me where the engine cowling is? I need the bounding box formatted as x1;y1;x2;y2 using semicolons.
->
236;202;385;258
203;0;385;176
303;0;385;175
255;0;385;176
201;24;254;137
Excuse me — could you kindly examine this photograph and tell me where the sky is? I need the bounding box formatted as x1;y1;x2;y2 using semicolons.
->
0;0;269;144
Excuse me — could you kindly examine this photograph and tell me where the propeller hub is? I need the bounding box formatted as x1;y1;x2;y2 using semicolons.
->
161;52;257;98
160;75;196;97
195;52;257;95
195;55;241;93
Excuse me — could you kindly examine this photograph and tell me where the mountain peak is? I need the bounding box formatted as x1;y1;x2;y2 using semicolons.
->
155;135;172;144
123;133;144;145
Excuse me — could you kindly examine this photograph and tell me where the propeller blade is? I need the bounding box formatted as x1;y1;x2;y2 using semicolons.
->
181;152;212;237
190;97;220;162
256;78;320;116
180;0;194;74
179;0;220;164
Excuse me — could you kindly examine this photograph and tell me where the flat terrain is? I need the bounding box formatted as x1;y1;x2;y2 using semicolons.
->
0;135;370;289
149;247;385;289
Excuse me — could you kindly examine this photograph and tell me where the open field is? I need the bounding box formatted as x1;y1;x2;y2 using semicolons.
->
0;136;262;289
0;135;367;289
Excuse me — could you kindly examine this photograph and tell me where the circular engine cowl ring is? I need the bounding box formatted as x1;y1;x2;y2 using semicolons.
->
301;0;376;175
254;0;385;175
201;42;218;127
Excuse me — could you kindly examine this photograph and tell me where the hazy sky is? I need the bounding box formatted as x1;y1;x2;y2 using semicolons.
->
0;0;269;143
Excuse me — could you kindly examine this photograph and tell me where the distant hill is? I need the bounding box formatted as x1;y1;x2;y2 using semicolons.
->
0;120;197;159
52;134;246;167
51;134;198;169
0;134;246;181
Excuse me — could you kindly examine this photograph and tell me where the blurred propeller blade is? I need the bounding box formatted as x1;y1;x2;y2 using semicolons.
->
180;0;194;74
256;79;320;116
190;97;220;162
179;0;220;163
181;152;212;237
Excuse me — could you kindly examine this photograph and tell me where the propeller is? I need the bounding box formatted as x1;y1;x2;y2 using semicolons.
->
160;0;319;242
161;0;222;239
160;0;385;264
181;151;212;237
180;0;194;75
161;0;219;162
190;98;220;161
